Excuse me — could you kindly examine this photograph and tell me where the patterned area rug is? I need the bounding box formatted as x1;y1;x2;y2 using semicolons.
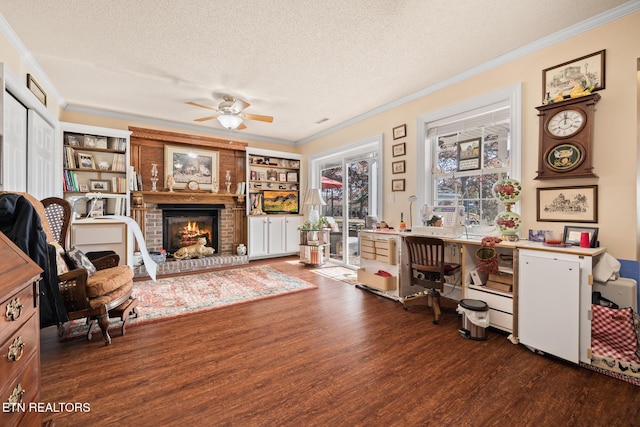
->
60;266;316;340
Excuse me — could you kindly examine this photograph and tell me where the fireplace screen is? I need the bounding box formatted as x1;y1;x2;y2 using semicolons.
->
161;204;222;255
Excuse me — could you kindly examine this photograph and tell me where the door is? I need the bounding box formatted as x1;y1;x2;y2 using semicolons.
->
284;215;301;253
320;156;377;268
28;109;57;198
266;216;285;254
248;216;268;258
519;252;580;363
2;91;27;192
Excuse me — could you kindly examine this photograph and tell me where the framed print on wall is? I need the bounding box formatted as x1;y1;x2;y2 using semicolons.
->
536;185;598;223
392;160;405;174
391;179;405;192
392;142;406;157
542;49;605;101
393;124;406;140
164;145;218;190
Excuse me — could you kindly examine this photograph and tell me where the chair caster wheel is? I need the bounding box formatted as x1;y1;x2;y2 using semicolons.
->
433;320;439;325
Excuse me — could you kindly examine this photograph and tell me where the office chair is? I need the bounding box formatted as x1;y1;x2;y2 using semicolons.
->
402;236;460;324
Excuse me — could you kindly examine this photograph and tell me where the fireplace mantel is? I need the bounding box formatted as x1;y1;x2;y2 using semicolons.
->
131;191;242;207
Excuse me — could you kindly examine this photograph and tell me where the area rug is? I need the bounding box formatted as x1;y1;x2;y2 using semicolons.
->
312;265;360;285
60;266;316;340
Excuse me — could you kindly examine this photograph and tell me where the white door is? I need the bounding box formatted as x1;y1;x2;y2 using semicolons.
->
2;91;27;192
27;109;58;198
284;215;301;253
519;253;580;363
248;216;268;258
267;216;286;254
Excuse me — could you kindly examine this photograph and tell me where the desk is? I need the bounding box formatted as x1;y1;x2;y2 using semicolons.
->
358;230;607;346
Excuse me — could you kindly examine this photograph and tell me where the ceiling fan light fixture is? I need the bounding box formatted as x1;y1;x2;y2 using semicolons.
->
217;114;243;130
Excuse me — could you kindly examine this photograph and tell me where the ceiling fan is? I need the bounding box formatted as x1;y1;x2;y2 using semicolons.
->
187;95;274;130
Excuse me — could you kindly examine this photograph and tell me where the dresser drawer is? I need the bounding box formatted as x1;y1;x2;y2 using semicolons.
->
0;351;39;426
0;314;39;389
0;284;37;346
488;309;513;332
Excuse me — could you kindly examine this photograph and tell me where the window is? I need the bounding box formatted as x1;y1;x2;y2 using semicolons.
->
417;85;522;234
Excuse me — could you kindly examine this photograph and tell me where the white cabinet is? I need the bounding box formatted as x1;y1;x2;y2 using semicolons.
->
71;218;129;265
518;247;605;364
248;215;301;259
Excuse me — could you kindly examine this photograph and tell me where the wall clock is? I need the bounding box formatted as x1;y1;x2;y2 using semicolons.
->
535;93;600;180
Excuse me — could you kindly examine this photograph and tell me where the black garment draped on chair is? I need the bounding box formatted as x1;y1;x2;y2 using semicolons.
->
0;194;68;327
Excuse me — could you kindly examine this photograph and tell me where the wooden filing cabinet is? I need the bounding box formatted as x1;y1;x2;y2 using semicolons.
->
0;232;43;427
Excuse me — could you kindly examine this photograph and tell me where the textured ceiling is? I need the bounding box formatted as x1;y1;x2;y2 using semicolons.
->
0;0;632;144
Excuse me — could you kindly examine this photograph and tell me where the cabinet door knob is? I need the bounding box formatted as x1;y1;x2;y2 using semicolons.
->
6;383;25;412
5;297;23;321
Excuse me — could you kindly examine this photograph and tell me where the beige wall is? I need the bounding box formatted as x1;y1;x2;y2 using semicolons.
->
2;12;639;258
300;11;640;260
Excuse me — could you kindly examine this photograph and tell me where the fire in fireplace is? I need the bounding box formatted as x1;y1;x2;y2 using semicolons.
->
159;204;223;255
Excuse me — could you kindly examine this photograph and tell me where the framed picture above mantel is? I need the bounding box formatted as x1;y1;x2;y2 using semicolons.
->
164;145;219;191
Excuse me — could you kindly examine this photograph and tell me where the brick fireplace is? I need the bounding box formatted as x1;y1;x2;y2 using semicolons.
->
143;203;234;254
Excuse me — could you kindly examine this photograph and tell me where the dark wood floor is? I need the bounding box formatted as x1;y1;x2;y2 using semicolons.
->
40;257;639;426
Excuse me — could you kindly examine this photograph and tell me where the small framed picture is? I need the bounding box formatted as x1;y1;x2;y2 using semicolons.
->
278;172;287;182
87;199;105;217
27;74;47;106
392;124;406;140
563;226;599;248
84;135;97;148
96;136;108;149
392;143;406;157
79;184;89;192
392;160;405;174
250;170;257;180
287;172;298;182
258;172;267;181
66;134;80;146
90;180;110;192
391;179;405;192
77;152;95;169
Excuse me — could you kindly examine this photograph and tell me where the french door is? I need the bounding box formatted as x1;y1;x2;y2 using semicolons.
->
311;136;381;268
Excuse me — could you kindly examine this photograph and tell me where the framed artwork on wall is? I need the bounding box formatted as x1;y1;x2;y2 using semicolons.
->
536;185;598;223
542;50;605;101
164;145;219;190
391;179;405;192
392;142;406;157
393;124;406;140
392;160;405;174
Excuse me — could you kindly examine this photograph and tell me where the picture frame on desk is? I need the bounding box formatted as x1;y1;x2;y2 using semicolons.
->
563;226;599;248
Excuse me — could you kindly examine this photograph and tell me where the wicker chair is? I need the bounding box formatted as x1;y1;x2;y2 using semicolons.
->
41;197;136;345
402;236;460;324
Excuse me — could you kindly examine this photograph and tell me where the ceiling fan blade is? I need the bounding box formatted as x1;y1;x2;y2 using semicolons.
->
230;98;250;113
237;122;247;130
186;101;218;111
243;113;274;123
194;115;219;122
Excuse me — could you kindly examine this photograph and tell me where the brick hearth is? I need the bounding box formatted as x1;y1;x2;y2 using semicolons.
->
134;254;249;278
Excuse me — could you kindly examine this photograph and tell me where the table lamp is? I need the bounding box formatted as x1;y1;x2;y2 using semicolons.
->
304;188;326;225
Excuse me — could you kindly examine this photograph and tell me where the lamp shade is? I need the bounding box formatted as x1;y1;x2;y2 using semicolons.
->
303;188;326;206
217;114;243;130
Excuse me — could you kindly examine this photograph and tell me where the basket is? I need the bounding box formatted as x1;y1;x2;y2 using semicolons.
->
476;247;498;274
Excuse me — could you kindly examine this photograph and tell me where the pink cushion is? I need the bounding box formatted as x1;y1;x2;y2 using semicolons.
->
86;266;134;298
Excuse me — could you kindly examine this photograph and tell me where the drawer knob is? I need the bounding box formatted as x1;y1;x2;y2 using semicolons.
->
6;383;25;412
5;298;23;321
8;336;24;362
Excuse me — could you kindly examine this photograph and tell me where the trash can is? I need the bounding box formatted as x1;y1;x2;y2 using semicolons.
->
457;299;489;340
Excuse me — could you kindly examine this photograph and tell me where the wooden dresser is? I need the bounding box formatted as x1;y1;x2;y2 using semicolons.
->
0;231;44;427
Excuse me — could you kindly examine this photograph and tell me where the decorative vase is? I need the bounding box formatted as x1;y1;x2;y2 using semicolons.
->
225;170;232;194
492;178;522;241
151;163;159;192
236;244;247;256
